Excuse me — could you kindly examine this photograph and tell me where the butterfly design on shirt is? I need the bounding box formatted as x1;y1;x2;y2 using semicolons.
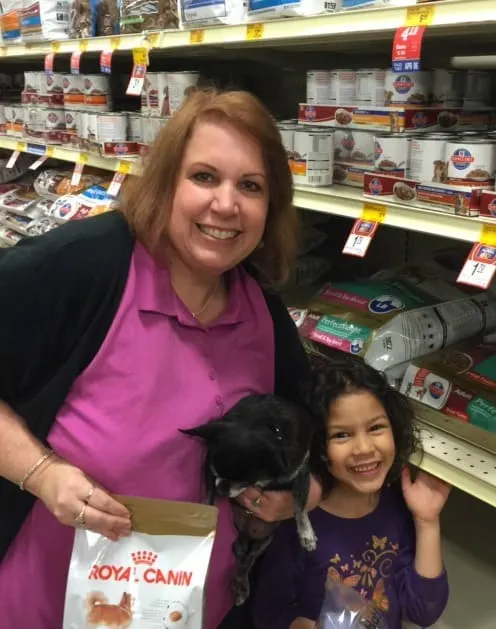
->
372;535;387;550
372;578;389;612
327;566;361;589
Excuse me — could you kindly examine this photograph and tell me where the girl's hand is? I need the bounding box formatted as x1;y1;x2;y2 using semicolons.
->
237;475;322;523
401;467;451;524
27;456;132;541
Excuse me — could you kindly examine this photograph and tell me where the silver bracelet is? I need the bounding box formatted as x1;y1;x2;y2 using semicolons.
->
19;450;54;491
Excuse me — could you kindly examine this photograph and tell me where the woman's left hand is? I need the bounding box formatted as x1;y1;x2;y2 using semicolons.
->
401;467;451;524
237;475;322;523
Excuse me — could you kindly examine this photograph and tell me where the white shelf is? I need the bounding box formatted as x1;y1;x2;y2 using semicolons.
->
0;0;494;58
414;420;496;509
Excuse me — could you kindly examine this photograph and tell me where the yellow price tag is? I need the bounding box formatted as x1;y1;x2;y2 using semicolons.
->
117;160;131;174
132;47;149;66
479;223;496;247
361;202;387;224
147;33;160;47
50;41;60;52
189;29;204;44
78;39;88;52
110;36;120;50
45;146;55;158
246;23;264;41
405;5;435;26
0;47;7;56
15;141;26;152
77;153;88;165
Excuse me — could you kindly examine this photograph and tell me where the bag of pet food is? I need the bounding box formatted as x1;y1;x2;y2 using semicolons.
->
0;0;22;43
317;577;387;629
290;279;496;382
20;0;70;41
63;497;218;629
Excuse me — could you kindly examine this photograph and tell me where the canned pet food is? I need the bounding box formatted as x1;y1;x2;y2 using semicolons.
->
24;71;38;93
141;73;160;116
63;74;84;106
6;105;24;136
24;106;44;139
329;70;356;106
384;70;432;105
408;134;450;183
87;113;99;143
142;116;168;145
278;122;295;159
356;69;386;107
167;71;200;115
446;139;496;183
127;113;143;142
292;128;334;187
431;69;464;107
64;109;78;131
334;129;375;163
84;74;111;109
157;73;170;117
44;108;65;130
464;70;491;109
306;70;332;104
42;72;64;95
374;133;409;177
97;113;128;143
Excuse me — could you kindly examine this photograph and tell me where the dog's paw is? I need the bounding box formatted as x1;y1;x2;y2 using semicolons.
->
300;529;318;552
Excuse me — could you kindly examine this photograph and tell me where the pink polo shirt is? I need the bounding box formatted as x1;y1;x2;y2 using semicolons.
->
0;242;274;629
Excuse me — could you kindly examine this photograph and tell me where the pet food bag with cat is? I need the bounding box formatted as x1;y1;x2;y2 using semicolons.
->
289;279;496;382
63;497;218;629
317;578;387;629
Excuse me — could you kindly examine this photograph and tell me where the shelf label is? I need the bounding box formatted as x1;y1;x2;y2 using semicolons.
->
70;51;82;74
405;4;435;27
71;161;85;186
110;36;120;50
457;224;496;289
132;47;149;67
100;50;113;74
29;155;48;170
126;63;147;97
77;152;88;165
189;29;204;44
117;160;131;174
50;41;60;53
6;151;20;169
246;23;264;40
107;172;126;198
15;141;26;152
44;53;54;74
78;39;89;52
342;203;386;258
392;25;425;72
147;33;160;47
45;146;55;158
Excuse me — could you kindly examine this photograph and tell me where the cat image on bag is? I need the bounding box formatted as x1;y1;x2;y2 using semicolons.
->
86;591;133;629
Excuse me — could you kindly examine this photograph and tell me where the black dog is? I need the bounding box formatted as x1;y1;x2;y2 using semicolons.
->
181;394;317;605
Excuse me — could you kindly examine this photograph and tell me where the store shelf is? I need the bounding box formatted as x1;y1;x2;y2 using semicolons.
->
293;185;491;244
0;0;494;58
413;419;496;509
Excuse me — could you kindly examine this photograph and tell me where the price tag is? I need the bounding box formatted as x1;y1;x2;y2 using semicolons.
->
126;64;147;97
457;224;496;289
71;161;84;186
6;151;20;169
246;23;264;40
50;41;60;53
405;4;435;27
147;33;160;47
392;26;425;72
132;47;149;67
15;141;26;152
110;36;120;50
45;146;55;158
44;53;55;74
70;51;82;74
0;47;7;57
77;153;88;165
189;29;204;44
29;155;48;170
78;39;88;52
342;203;386;258
100;50;113;74
107;172;126;198
117;160;131;174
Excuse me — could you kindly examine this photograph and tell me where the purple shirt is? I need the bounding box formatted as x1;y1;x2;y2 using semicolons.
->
0;242;274;629
252;485;449;629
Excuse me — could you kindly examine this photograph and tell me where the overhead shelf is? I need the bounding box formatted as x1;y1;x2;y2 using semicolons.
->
413;419;496;509
0;0;494;58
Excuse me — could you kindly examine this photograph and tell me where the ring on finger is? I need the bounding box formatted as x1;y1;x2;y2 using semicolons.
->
252;495;262;508
74;503;87;528
83;485;95;505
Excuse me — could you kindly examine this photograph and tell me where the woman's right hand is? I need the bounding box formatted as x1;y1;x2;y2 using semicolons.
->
27;456;132;541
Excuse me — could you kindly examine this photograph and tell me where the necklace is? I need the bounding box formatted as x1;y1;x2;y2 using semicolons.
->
191;281;221;319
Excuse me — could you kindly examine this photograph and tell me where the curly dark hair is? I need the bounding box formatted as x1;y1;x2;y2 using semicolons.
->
305;353;422;497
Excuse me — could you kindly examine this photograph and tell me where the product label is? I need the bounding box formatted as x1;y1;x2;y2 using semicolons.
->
310;315;370;356
182;0;227;21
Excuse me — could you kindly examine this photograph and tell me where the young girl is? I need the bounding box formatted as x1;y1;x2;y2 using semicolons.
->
251;355;451;629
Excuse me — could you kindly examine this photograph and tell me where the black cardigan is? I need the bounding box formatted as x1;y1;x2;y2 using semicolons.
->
0;211;310;561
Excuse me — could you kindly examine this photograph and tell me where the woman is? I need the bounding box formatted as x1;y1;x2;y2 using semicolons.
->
0;89;320;628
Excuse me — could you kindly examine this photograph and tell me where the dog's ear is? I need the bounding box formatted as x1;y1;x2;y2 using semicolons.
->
179;421;226;442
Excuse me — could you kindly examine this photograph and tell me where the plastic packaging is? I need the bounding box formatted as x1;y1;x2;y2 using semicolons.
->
21;0;70;41
180;0;247;28
317;579;387;629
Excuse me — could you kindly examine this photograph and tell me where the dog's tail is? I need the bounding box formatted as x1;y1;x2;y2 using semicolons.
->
86;591;107;612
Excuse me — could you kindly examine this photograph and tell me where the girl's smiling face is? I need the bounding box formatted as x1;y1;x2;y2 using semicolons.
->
326;390;396;496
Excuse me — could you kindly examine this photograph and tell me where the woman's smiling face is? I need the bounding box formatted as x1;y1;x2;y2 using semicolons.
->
166;119;269;277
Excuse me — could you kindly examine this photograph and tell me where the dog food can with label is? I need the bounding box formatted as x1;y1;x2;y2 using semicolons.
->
84;74;111;109
64;109;78;132
41;72;64;95
63;74;85;106
306;70;333;104
43;108;65;130
408;134;450;182
141;72;160;116
329;70;356;106
356;69;386;107
97;113;128;143
431;69;464;107
157;73;170;116
464;70;491;108
292;128;334;186
374;133;409;176
87;112;99;142
384;70;432;105
76;110;88;140
446;139;496;183
127;113;143;142
166;71;200;115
